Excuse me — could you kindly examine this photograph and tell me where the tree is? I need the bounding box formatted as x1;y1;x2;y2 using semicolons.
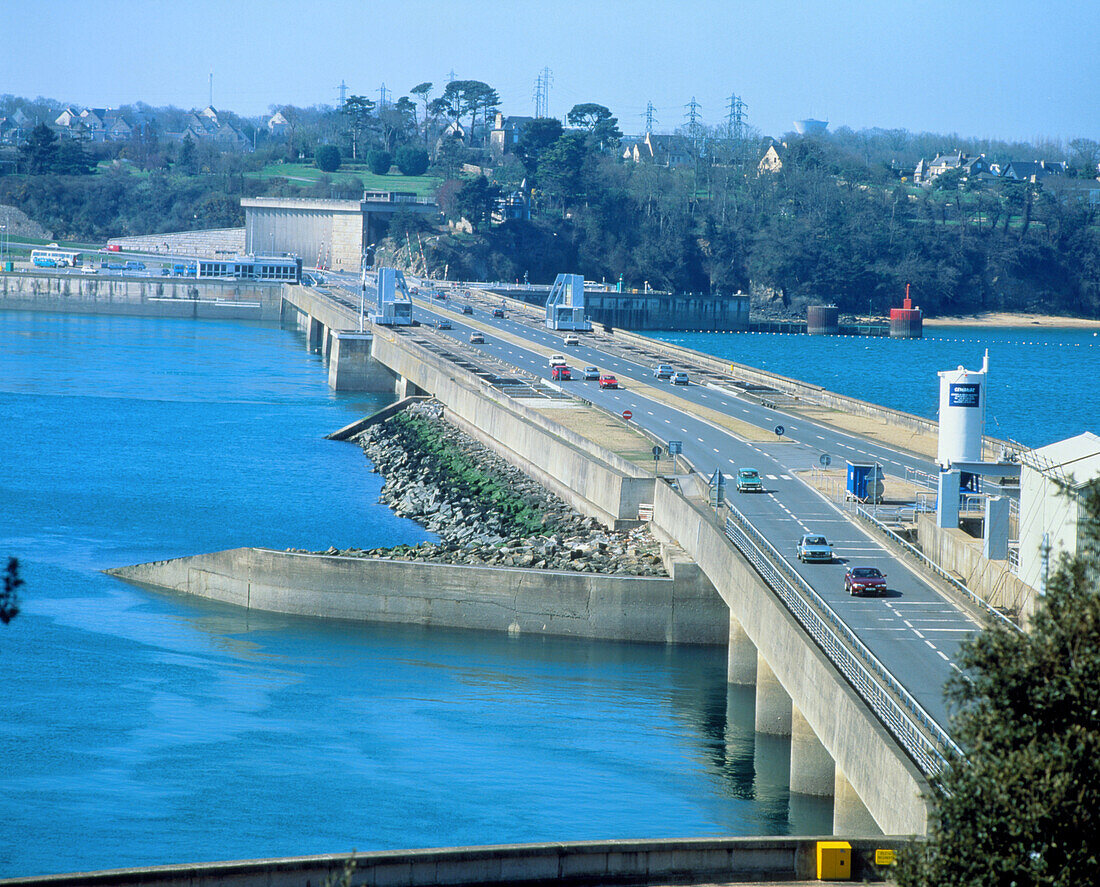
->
55;138;93;175
340;95;375;160
566;103;622;152
395;145;429;176
315;144;341;172
410;82;433;143
367;149;392;175
19;123;58;175
179;133;197;175
453;175;500;233
537;132;587;208
1;558;22;625
441;80;499;146
897;482;1100;887
516;117;563;179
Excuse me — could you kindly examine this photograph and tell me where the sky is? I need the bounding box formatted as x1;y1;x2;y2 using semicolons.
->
3;0;1098;143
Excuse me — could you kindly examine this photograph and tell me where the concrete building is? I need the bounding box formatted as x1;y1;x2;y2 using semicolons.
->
242;193;440;271
1017;431;1100;593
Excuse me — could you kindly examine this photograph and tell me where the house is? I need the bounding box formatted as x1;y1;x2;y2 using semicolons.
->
1001;159;1067;182
489;113;535;156
758;141;785;174
434;120;466;154
621;132;692;168
171;106;250;151
913;151;989;185
1017;432;1100;593
267;111;290;138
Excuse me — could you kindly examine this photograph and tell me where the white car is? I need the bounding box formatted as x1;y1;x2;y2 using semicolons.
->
796;534;834;563
563;334;580;346
548;353;567;367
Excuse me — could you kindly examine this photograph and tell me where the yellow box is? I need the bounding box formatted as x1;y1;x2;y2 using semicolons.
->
875;848;896;866
816;840;852;880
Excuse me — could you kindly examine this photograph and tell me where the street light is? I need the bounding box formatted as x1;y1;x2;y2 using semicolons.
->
359;243;376;332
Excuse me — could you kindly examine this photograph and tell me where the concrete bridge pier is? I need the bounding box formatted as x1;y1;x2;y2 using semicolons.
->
307;316;326;354
789;705;835;797
727;615;757;685
395;375;427;400
833;769;881;835
328;332;399;392
754;655;792;735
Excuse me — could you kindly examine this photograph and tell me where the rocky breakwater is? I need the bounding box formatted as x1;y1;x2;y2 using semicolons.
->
305;401;667;577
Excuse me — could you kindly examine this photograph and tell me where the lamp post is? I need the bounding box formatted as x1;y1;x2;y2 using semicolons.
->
359;243;376;332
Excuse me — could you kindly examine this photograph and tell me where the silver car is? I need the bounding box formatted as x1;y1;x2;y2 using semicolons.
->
796;534;834;563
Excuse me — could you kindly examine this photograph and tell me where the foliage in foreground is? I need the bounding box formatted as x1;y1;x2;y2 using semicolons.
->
897;483;1100;886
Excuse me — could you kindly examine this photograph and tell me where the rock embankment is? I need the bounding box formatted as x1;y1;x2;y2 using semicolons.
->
300;401;666;577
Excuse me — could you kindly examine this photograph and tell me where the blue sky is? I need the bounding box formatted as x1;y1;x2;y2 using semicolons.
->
4;0;1097;141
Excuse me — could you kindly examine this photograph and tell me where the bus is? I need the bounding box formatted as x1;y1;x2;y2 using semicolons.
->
196;255;302;284
31;248;82;268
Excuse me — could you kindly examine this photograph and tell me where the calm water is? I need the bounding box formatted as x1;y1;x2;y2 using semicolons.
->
651;325;1100;448
0;312;825;878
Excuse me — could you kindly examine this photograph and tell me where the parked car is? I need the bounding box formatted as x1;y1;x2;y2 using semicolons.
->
583;366;600;380
492;307;505;318
845;566;888;596
735;468;763;492
671;371;689;385
435;319;452;330
796;534;834;563
548;353;567;367
653;364;674;379
599;375;619;389
461;305;474;315
563;334;580;346
469;332;484;344
551;365;572;381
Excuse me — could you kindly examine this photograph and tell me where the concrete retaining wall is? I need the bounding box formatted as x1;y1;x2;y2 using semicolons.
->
369;331;655;527
0;837;910;887
650;482;930;834
108;548;728;646
0;272;282;321
916;514;1037;625
107;228;245;258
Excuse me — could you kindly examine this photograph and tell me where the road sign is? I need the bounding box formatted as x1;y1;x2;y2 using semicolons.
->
652;445;663;458
710;469;725;508
775;425;785;436
667;440;683;455
819;453;832;468
622;410;633;420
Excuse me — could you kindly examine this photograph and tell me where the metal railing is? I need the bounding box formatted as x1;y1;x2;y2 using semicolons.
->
905;466;939;490
854;505;1021;632
724;505;962;775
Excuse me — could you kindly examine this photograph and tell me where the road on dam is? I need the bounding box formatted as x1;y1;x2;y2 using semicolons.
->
324;275;981;736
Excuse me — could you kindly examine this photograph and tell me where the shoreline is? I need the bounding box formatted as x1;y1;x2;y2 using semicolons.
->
923;311;1100;329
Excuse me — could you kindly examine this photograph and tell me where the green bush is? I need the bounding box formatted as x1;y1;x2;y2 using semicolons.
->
314;145;341;172
366;149;392;176
395;145;429;176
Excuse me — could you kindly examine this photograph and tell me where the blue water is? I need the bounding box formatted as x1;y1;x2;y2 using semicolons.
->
650;325;1100;448
0;312;824;878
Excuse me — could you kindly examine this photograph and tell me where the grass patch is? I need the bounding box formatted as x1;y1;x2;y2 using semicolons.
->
248;162;441;197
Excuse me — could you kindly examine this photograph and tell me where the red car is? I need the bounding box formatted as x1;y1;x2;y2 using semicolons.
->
598;375;618;389
845;566;888;597
551;365;572;381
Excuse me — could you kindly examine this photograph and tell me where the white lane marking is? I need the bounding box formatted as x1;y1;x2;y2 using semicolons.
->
913;630;925;639
924;640;937;650
937;651;950;661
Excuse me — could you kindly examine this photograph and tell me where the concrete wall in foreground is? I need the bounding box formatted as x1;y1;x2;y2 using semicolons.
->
650;482;930;834
0;837;910;887
0;272;283;321
108;547;728;646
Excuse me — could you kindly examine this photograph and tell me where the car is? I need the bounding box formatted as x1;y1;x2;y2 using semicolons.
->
671;371;689;385
551;365;572;381
435;319;452;330
469;332;484;344
599;375;619;389
80;266;98;275
796;534;834;563
461;305;474;315
735;468;763;492
492;307;505;318
548;353;568;367
583;366;600;380
563;334;580;346
433;291;447;300
653;364;674;379
845;566;888;596
410;286;420;295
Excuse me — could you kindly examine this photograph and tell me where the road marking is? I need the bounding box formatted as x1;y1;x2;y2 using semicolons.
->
925;640;937;649
937;651;950;661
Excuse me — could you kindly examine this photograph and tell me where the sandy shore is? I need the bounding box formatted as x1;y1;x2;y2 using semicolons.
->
924;311;1100;328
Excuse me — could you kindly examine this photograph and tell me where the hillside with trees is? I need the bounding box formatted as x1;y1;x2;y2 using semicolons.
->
1;90;1097;317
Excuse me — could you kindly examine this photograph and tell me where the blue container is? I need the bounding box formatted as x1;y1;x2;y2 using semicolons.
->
846;461;883;503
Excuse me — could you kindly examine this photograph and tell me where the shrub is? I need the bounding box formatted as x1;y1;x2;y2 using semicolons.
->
367;149;393;176
315;145;341;172
395;145;429;176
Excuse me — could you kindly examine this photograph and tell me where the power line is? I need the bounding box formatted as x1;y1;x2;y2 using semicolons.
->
378;83;390;109
643;101;657;134
725;92;748;140
337;80;348;105
533;67;553;118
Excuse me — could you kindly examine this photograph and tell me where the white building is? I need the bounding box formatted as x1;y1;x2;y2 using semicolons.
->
1017;431;1100;592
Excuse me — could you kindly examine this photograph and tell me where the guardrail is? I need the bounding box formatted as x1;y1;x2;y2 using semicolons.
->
724;505;962;775
854;505;1021;632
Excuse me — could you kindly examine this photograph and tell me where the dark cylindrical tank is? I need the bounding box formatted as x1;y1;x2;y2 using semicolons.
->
807;305;839;336
890;306;923;338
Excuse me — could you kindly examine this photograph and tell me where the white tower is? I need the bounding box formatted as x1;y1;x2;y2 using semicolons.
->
937;350;988;467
